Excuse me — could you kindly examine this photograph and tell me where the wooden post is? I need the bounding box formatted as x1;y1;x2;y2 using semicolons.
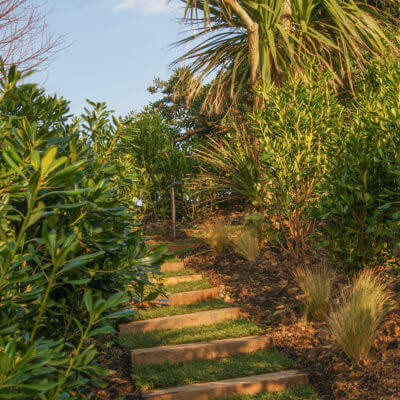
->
170;181;182;238
171;185;176;238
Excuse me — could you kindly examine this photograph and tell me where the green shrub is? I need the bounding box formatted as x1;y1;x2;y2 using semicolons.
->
253;71;345;260
317;59;400;269
0;66;167;398
122;108;198;221
248;59;400;268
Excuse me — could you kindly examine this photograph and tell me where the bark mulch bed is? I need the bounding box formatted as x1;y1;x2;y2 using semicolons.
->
185;246;400;400
96;215;400;399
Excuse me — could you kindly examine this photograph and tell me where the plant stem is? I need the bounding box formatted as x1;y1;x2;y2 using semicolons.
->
30;257;58;342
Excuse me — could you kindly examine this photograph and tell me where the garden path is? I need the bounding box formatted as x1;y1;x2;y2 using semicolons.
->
118;240;314;400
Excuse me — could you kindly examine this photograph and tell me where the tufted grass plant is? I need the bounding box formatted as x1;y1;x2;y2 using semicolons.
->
201;222;232;254
328;269;395;361
293;265;334;321
234;229;260;262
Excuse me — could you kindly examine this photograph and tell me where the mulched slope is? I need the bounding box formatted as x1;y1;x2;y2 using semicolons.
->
185;247;400;400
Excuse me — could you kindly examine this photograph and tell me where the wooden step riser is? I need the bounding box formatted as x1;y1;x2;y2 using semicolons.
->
161;262;185;273
131;336;272;365
153;287;220;307
119;307;242;334
142;370;309;400
151;275;203;286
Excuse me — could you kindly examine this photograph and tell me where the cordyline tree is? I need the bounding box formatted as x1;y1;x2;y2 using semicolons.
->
0;0;64;72
175;0;398;113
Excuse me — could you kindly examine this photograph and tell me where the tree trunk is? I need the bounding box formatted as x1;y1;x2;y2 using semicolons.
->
281;0;293;33
223;0;260;86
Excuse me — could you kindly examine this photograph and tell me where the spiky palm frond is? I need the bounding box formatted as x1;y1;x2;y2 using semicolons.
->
175;0;397;113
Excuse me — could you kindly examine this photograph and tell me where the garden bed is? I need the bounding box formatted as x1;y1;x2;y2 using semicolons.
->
97;216;400;399
181;226;400;400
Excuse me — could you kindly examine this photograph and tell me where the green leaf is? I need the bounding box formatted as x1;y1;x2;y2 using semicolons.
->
26;202;45;228
31;150;41;170
40;145;58;176
0;352;11;374
2;151;25;177
67;278;92;285
89;325;114;337
84;292;93;313
60;251;105;273
104;309;135;320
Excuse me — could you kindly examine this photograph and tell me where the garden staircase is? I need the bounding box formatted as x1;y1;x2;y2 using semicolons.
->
119;260;308;400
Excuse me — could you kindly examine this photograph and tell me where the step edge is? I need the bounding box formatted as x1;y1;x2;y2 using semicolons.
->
164;286;220;297
130;336;272;354
119;306;242;331
142;370;309;396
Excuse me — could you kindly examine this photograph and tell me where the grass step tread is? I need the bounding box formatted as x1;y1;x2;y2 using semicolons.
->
142;371;309;400
133;348;294;391
119;317;260;349
221;386;319;399
165;279;211;294
162;268;197;277
130;336;272;365
135;299;231;320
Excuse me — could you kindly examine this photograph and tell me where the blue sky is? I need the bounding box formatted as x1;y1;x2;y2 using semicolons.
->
34;0;183;117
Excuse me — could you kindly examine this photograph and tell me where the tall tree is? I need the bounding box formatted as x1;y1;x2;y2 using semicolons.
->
176;0;397;113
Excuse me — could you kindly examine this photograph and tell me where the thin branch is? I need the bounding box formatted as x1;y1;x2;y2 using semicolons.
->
0;0;66;73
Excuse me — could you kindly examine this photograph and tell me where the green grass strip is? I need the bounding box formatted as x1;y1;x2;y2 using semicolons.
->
118;318;261;350
219;386;320;400
165;279;211;294
135;299;230;320
133;348;294;391
163;255;181;263
162;268;197;277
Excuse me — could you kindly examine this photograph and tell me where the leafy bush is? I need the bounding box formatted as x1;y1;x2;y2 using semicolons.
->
328;269;395;361
234;229;260;262
293;265;335;321
201;222;232;253
317;60;400;269
245;59;400;268
0;66;166;398
122;108;198;221
254;71;345;260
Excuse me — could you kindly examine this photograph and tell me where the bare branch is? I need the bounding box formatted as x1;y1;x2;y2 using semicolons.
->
0;0;66;73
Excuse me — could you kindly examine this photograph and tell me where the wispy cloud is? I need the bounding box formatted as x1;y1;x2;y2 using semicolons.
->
114;0;173;14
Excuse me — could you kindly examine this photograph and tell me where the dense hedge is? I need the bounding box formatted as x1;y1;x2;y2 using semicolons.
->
0;67;167;398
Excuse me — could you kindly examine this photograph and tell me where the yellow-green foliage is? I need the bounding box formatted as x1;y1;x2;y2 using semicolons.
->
234;229;260;262
328;269;395;361
201;222;232;253
293;265;334;321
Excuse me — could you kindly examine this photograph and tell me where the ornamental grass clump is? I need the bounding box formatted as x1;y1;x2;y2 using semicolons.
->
328;269;395;362
293;265;334;321
201;222;232;253
234;229;260;262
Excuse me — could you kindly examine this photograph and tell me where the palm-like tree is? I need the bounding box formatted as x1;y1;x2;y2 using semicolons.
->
175;0;397;113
